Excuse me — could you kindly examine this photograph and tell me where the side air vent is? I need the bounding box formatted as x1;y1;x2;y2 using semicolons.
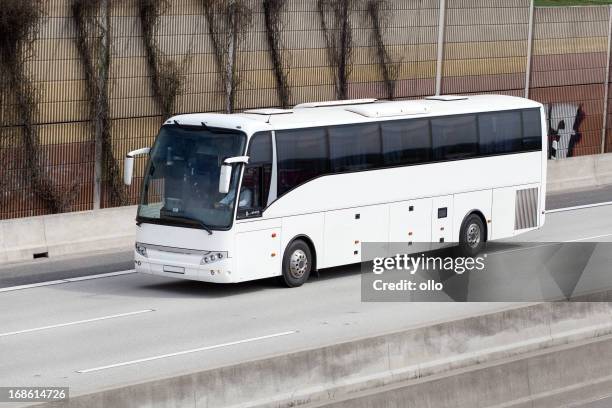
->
515;188;539;230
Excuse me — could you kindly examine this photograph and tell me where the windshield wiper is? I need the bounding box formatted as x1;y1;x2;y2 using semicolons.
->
161;214;213;235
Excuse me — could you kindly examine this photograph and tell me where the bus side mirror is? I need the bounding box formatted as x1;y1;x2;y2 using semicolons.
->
219;164;232;194
124;157;135;186
124;147;151;186
218;156;250;194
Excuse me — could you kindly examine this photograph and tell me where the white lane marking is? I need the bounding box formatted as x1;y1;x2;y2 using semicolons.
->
486;233;612;257
77;330;298;373
485;243;557;257
0;270;136;293
0;279;68;292
0;309;154;338
64;270;135;282
568;233;612;242
547;201;612;214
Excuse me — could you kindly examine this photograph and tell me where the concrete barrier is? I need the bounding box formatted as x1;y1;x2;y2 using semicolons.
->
547;152;612;193
0;206;137;264
41;301;612;408
324;334;612;408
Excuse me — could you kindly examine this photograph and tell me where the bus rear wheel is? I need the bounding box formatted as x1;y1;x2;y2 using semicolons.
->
280;240;312;288
459;214;485;257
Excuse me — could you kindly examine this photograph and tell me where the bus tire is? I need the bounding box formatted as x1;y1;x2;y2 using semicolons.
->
280;240;312;288
458;214;486;257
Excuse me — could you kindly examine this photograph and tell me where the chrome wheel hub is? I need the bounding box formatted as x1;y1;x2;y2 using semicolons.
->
289;249;308;279
467;223;481;248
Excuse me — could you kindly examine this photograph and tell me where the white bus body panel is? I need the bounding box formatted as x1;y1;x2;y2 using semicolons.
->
322;204;389;268
389;198;432;254
234;218;281;281
432;195;454;244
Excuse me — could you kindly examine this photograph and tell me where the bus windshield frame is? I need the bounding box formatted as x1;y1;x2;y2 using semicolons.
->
136;124;247;232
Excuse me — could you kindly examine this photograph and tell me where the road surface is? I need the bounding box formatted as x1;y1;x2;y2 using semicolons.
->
0;203;611;406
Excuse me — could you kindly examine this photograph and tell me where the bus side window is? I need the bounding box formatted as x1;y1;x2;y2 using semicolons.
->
381;119;431;166
238;132;272;218
431;115;478;161
478;111;522;155
522;109;543;151
329;124;382;172
277;128;329;196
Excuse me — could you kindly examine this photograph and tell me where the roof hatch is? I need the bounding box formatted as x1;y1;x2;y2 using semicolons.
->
425;95;469;101
293;99;377;109
243;108;293;115
346;102;428;118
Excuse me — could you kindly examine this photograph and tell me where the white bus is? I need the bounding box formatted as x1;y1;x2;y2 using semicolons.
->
124;95;547;287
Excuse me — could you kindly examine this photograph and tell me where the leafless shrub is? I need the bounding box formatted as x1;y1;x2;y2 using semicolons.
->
0;0;75;213
138;0;183;119
366;0;397;100
201;0;253;113
263;0;290;108
72;0;126;207
318;0;354;100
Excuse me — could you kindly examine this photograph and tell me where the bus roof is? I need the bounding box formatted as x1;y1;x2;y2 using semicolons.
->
166;94;542;136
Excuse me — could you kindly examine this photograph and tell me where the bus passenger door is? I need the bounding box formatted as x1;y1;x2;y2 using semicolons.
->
234;132;280;281
389;198;432;254
432;195;453;246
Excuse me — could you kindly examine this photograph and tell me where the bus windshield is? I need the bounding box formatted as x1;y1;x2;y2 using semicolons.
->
137;125;247;230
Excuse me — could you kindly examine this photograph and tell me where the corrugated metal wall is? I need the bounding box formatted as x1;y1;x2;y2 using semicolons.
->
1;0;611;220
442;0;530;96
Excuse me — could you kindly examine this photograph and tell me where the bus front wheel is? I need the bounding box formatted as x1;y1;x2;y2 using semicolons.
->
458;214;486;257
280;240;312;287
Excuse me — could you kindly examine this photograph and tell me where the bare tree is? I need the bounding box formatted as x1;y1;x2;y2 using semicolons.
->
318;0;355;100
366;0;398;100
202;0;253;113
263;0;290;108
0;0;75;213
72;0;126;207
138;0;184;119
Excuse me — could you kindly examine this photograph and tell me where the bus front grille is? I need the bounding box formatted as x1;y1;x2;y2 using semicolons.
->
515;188;538;230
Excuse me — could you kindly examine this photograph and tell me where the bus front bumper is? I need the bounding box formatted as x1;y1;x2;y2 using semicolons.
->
134;251;237;284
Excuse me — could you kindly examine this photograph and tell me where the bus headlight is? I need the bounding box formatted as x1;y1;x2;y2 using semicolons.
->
135;243;148;258
201;251;227;265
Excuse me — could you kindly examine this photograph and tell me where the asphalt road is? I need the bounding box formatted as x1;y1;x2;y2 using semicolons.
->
546;184;612;210
577;396;612;408
0;203;611;405
0;250;133;288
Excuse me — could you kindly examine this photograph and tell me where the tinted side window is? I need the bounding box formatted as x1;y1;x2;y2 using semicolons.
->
277;128;329;196
329;124;381;172
381;119;431;166
248;132;272;165
238;132;272;217
478;111;523;154
431;115;478;160
522;109;543;151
